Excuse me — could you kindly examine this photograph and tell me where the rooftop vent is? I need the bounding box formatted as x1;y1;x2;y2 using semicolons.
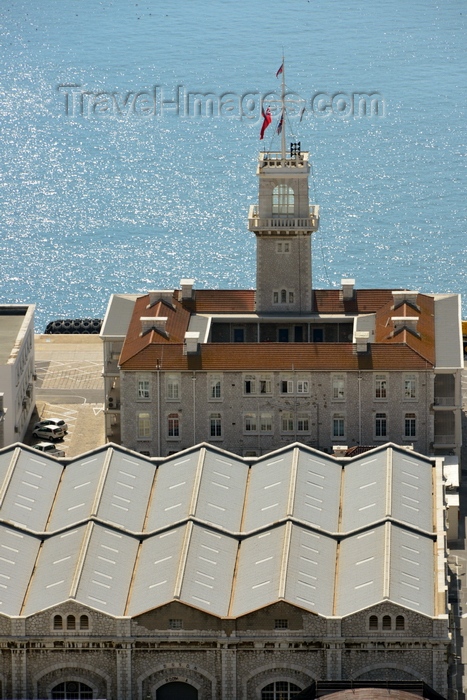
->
392;290;420;310
355;330;370;353
341;278;355;301
392;316;419;335
180;278;195;301
147;291;175;309
184;331;200;354
140;316;168;337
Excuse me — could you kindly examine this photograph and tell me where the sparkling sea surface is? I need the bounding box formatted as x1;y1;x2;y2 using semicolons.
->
1;0;466;332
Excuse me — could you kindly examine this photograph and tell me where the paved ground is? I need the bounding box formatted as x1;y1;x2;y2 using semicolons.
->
28;335;105;457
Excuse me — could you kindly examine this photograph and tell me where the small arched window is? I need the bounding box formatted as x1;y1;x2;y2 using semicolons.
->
53;615;63;630
79;614;89;630
382;615;392;630
369;615;378;630
395;615;405;630
272;185;295;215
66;615;76;630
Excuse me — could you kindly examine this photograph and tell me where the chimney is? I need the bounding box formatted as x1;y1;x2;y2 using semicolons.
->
392;290;419;309
147;291;175;309
140;316;168;336
180;278;195;301
355;330;370;353
392;317;419;335
184;331;200;354
341;278;355;301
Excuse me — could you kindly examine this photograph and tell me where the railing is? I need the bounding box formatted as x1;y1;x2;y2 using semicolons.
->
433;396;456;406
248;205;320;231
433;434;456;444
259;151;308;168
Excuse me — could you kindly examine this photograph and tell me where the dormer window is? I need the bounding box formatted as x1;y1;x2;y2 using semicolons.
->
272;184;294;214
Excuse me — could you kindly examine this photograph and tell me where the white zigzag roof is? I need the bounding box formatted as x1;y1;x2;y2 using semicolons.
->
0;442;444;620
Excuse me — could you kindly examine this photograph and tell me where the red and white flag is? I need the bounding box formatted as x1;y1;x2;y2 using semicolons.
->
276;62;284;78
260;107;272;140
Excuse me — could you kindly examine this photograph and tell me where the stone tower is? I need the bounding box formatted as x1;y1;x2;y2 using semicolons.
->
248;143;320;313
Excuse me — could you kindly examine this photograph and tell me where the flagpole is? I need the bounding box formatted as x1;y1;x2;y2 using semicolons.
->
281;54;286;160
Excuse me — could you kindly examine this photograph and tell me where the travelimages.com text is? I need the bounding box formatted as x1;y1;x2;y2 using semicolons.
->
57;85;386;119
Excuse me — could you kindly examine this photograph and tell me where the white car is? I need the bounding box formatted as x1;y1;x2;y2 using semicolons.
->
32;425;65;442
33;418;68;433
32;442;65;458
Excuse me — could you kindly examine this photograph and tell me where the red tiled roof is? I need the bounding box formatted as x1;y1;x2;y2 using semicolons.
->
313;289;395;314
120;293;191;366
374;293;435;365
119;288;436;371
120;342;434;371
183;290;256;313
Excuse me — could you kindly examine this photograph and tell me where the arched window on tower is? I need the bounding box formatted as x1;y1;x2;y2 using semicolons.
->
272;185;295;215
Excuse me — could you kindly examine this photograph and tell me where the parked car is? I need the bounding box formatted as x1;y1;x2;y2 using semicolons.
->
32;442;65;457
33;418;68;433
32;425;65;442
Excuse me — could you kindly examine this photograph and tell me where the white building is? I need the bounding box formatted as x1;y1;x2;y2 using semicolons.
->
0;304;35;447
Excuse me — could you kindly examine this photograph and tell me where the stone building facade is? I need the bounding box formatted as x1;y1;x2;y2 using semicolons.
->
0;600;450;699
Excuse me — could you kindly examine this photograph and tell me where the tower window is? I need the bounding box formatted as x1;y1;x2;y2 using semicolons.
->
272;184;295;214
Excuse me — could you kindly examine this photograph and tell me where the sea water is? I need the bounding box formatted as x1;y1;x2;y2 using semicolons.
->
1;0;466;331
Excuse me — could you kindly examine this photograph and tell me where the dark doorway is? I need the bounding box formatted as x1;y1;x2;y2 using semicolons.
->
278;328;289;343
156;681;198;700
312;328;324;342
294;325;303;342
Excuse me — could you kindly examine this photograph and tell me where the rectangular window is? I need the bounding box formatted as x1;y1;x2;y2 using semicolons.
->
233;328;245;342
297;414;310;432
404;373;417;400
244;374;256;395
281;412;294;432
273;291;279;304
274;619;288;629
168;413;180;438
259;375;272;394
260;413;273;432
137;412;150;439
244;413;257;433
209;374;222;400
281;379;294;394
332;374;345;400
375;374;387;400
297;380;309;394
333;413;345;438
169;618;183;630
244;374;272;396
166;374;181;400
137;375;150;400
404;412;416;438
209;413;222;438
375;412;387;438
